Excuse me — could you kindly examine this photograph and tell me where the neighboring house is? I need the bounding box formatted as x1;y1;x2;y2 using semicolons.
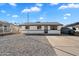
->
0;21;20;34
0;21;11;33
61;22;79;35
66;22;79;32
19;22;63;34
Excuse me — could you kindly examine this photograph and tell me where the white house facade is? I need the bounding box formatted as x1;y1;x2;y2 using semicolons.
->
19;22;63;34
0;21;11;33
0;21;20;34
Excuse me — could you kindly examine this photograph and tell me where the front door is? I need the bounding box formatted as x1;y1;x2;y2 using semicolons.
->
44;26;48;34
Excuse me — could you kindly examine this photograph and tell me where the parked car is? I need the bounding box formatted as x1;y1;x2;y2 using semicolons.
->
61;27;75;35
68;29;75;35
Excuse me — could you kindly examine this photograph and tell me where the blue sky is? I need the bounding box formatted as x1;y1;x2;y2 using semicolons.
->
0;3;79;25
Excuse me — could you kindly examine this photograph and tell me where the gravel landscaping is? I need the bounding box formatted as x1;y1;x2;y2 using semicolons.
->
0;34;56;56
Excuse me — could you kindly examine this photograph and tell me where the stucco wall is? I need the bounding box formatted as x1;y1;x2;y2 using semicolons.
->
0;25;11;33
41;26;44;30
20;25;63;34
20;26;26;30
30;26;37;30
48;26;50;30
57;26;63;30
20;25;62;30
10;25;20;33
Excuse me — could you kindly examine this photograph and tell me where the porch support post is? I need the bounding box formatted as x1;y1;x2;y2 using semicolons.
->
2;25;4;33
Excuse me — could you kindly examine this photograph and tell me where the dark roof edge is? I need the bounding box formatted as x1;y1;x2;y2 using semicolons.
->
65;22;79;27
19;22;63;26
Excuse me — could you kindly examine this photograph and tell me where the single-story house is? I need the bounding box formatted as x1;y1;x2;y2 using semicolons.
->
0;21;11;33
65;22;79;35
66;22;79;32
19;22;63;34
0;21;20;34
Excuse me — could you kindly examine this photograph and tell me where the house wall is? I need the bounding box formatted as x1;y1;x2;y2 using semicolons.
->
67;25;79;32
0;26;3;33
57;26;63;30
0;24;11;33
30;26;37;30
75;25;79;32
20;26;26;30
41;26;44;30
29;25;62;30
20;25;62;34
48;26;50;30
10;25;20;33
75;25;79;29
20;25;62;30
68;27;73;29
4;26;10;32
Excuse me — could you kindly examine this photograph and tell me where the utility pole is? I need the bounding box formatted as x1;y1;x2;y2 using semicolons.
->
27;12;29;23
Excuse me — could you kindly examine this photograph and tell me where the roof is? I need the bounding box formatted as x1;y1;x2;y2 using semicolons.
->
66;22;79;27
0;21;12;26
19;22;63;26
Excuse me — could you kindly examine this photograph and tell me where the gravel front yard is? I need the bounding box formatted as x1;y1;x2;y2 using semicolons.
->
0;34;56;56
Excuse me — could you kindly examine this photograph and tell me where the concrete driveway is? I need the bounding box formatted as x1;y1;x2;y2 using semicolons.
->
46;35;79;56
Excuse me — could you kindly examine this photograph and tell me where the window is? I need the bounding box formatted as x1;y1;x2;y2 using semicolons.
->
25;26;29;29
73;27;76;30
4;26;7;30
50;26;57;30
37;25;41;29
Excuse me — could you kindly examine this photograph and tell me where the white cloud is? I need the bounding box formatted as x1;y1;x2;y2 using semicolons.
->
12;15;18;18
59;3;79;10
30;6;41;12
1;10;6;13
39;17;44;20
38;17;46;22
22;8;31;13
59;5;67;10
50;3;59;5
64;17;67;19
64;13;71;16
63;13;71;19
9;3;16;6
22;6;41;13
36;3;43;7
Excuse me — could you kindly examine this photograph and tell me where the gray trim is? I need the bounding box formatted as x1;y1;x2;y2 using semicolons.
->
20;22;63;26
